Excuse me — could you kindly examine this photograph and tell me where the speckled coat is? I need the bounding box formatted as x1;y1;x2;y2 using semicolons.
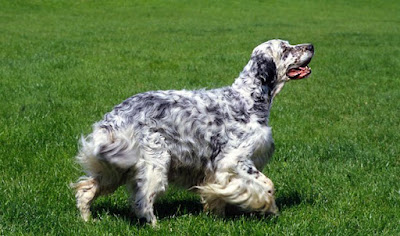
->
72;39;314;226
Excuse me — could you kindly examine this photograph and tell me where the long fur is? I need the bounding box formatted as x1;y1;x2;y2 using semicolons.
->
71;39;314;225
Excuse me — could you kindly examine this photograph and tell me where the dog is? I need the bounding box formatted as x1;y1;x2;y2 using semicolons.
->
71;39;314;226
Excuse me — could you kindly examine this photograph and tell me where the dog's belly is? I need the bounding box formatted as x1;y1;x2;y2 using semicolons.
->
167;165;206;188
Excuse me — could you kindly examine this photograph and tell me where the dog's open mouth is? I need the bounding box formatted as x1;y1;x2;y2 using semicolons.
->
287;66;312;80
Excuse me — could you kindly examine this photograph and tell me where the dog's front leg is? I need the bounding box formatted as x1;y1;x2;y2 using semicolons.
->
198;154;278;215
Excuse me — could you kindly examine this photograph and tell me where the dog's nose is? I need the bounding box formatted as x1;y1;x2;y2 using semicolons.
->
306;44;314;52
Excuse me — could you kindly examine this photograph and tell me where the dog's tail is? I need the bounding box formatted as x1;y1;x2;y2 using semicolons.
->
71;124;140;214
76;124;140;177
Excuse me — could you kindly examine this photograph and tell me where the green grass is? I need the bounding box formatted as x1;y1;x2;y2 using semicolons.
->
1;0;399;234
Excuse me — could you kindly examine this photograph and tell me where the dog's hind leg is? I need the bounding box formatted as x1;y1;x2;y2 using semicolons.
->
128;136;170;226
72;126;134;221
72;177;99;221
132;159;170;226
72;170;126;221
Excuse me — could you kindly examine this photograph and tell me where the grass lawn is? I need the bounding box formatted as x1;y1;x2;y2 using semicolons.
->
1;0;399;234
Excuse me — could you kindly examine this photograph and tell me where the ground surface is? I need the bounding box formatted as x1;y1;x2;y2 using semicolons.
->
0;0;399;234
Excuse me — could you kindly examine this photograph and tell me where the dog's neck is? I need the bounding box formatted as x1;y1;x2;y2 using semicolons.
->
231;75;279;125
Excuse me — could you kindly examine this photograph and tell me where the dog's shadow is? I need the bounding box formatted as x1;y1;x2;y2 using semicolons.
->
276;190;313;209
91;190;311;225
91;198;204;225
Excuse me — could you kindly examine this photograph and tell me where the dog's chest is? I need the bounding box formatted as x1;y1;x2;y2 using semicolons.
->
249;125;275;170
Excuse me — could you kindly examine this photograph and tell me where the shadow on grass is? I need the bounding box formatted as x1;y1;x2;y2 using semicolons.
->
91;190;312;225
91;202;137;225
276;190;314;210
91;199;204;226
155;199;204;219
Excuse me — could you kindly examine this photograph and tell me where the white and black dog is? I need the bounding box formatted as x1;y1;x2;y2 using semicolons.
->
72;39;314;226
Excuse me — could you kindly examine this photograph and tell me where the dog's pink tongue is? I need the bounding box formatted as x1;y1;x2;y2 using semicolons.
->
287;68;302;78
287;67;310;79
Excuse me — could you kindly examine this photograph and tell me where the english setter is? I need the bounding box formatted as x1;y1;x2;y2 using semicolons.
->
72;39;314;226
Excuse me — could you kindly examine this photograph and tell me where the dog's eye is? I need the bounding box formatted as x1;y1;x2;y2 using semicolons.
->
268;190;272;194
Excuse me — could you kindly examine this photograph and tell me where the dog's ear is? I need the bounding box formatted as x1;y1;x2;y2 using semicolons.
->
251;55;277;88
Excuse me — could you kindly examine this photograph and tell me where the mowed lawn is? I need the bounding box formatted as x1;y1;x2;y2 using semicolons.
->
1;0;399;234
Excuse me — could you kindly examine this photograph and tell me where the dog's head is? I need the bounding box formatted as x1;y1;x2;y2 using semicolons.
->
242;39;314;96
